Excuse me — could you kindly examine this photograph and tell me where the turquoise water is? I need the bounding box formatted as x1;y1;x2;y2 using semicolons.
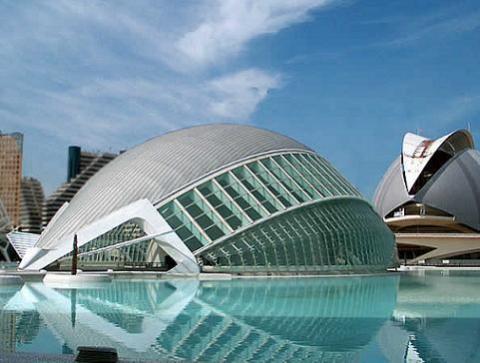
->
1;272;480;362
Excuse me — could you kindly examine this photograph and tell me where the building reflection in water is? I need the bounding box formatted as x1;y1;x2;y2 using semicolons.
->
2;276;398;362
0;285;41;353
5;272;480;362
379;271;480;363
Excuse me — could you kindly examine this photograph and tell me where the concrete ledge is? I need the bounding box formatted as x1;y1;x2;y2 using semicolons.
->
0;352;75;362
397;265;480;271
0;352;169;363
43;272;112;288
198;273;232;280
17;271;47;282
0;275;24;286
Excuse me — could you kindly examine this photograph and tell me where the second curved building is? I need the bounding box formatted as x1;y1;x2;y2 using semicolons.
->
19;124;394;273
374;129;480;263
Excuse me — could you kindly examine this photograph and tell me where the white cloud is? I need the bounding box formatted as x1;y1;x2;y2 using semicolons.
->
208;69;281;119
176;0;332;67
371;8;480;48
0;0;333;144
0;0;337;192
425;95;480;131
1;69;281;149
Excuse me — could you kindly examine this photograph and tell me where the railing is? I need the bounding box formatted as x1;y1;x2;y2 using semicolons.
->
415;259;480;267
57;260;168;271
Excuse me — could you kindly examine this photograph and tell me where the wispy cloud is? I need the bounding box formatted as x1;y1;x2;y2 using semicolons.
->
427;95;480;133
0;0;337;192
395;94;480;138
0;0;333;146
372;8;480;47
2;70;281;148
176;0;333;68
208;69;281;119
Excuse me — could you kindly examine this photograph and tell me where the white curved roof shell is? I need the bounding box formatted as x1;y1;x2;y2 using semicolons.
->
37;124;312;249
402;130;474;193
374;129;480;231
415;149;480;231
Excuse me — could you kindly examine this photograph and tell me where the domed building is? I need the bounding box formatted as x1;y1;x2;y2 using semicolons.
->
374;129;480;264
18;124;394;273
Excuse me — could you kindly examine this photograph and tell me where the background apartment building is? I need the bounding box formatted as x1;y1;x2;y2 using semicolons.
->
19;177;44;234
0;132;23;228
43;146;116;228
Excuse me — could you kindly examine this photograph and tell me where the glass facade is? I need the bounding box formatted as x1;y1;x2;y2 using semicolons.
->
199;198;393;273
61;151;393;272
156;151;392;272
57;220;167;269
158;152;361;249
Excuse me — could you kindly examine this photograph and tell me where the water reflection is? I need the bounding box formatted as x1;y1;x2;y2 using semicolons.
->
383;271;480;363
1;272;480;362
0;285;41;353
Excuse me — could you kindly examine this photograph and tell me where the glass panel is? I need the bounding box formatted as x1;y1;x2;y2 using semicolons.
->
246;163;293;208
178;190;229;241
309;155;348;195
260;158;308;203
216;174;265;221
293;154;335;197
232;167;281;214
276;154;322;199
159;201;209;249
208;180;251;228
318;155;361;195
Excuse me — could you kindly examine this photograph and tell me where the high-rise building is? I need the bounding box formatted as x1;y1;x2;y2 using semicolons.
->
19;177;44;234
0;132;23;227
42;147;116;229
0;198;15;261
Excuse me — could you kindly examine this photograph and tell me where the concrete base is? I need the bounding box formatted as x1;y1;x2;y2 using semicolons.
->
0;275;24;286
397;265;480;272
396;233;480;263
43;272;112;289
198;273;232;280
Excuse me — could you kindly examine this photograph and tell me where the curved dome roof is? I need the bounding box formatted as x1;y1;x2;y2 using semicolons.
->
415;149;480;231
38;124;312;248
374;129;480;232
373;156;412;219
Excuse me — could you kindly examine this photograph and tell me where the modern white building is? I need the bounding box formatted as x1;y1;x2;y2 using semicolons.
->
374;129;480;263
15;124;394;273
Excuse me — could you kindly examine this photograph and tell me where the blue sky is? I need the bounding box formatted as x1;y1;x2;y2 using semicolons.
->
1;0;479;197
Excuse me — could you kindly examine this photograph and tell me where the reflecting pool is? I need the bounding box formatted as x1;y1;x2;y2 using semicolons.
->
1;271;480;362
